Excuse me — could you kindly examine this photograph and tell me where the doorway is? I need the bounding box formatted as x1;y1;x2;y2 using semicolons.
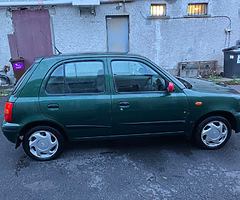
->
9;9;53;69
106;16;129;53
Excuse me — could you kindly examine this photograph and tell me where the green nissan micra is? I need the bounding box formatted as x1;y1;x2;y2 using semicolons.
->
2;53;240;161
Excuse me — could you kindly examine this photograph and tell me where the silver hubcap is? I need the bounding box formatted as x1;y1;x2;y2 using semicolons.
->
29;130;59;159
201;121;228;147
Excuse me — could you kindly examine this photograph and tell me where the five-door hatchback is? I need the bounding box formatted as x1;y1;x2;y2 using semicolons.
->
2;53;240;161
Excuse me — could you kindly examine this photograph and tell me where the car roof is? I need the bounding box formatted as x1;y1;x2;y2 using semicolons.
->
40;52;148;61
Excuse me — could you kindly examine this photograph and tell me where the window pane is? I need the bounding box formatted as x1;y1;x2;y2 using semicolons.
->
65;61;104;94
112;61;166;92
188;3;208;16
65;63;76;78
151;4;166;17
46;65;65;94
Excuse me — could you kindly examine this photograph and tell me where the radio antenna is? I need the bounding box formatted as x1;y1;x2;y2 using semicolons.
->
40;30;62;55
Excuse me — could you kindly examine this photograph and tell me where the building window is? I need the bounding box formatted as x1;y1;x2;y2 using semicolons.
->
188;3;208;16
151;4;166;17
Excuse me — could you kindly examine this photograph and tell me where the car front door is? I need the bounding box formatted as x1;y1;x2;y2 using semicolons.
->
39;58;112;140
108;58;189;136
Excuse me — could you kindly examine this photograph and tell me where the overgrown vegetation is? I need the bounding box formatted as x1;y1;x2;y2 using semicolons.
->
207;75;240;85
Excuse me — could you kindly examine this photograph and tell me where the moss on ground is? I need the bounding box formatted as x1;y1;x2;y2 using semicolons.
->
207;75;240;85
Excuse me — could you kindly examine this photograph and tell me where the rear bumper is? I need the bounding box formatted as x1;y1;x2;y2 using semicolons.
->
1;121;21;143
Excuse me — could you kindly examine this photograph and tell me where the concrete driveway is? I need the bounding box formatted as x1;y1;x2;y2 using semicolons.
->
1;96;240;200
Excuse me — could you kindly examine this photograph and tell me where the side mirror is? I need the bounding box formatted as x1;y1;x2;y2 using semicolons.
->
167;82;175;93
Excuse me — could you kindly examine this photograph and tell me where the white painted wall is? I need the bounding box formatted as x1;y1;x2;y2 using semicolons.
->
0;9;13;76
50;1;157;62
0;0;239;77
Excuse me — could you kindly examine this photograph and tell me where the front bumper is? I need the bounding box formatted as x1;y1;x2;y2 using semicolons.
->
1;121;21;143
234;113;240;133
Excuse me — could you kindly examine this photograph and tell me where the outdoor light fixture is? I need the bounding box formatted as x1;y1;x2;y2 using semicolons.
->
150;4;166;17
116;2;123;10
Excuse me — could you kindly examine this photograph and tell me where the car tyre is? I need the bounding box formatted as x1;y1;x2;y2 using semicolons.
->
194;116;232;150
22;126;64;161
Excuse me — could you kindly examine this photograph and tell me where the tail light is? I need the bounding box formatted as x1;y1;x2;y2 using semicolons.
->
4;102;13;123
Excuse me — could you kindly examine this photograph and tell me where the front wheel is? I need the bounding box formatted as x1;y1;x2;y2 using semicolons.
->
194;116;232;150
22;126;64;161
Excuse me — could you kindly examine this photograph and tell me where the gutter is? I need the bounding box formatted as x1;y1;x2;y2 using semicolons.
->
0;1;72;7
0;0;132;7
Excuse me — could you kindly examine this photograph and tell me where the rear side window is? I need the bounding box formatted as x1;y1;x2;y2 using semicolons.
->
65;62;104;93
46;61;105;94
46;65;64;94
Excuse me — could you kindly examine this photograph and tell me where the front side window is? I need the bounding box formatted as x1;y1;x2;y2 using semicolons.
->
112;60;167;93
46;61;105;94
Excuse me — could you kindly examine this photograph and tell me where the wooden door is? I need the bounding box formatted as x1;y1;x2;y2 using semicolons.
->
9;9;53;68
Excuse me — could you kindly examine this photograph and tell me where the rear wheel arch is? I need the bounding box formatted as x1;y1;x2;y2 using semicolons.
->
193;111;236;134
22;125;64;161
19;120;68;142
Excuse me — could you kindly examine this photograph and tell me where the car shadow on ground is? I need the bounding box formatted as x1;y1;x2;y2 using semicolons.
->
64;135;197;157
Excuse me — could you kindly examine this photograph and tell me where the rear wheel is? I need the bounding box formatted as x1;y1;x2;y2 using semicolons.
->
22;126;64;161
194;116;232;149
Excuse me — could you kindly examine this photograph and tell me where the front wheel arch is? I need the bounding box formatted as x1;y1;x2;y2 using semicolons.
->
193;116;232;149
192;111;237;135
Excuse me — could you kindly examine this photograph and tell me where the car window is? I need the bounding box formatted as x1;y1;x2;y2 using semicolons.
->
46;65;65;94
12;63;37;94
46;61;105;95
111;60;167;92
65;61;105;94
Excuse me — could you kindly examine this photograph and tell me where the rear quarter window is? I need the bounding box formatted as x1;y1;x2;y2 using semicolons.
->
12;63;38;95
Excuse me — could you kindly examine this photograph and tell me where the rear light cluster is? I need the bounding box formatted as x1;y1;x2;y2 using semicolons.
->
4;102;13;123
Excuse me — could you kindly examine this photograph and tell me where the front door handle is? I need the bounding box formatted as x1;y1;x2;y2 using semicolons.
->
47;103;59;110
119;101;130;109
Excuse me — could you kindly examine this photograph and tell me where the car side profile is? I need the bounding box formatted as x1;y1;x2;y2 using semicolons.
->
2;53;240;161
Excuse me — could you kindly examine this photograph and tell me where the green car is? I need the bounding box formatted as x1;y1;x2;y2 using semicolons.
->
2;53;240;161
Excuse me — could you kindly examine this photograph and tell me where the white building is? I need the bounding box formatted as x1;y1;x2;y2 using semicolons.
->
0;0;239;78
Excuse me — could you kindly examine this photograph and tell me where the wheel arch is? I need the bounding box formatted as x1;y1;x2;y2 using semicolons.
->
192;111;237;134
16;120;68;147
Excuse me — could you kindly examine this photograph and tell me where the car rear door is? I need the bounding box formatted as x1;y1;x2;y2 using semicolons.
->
39;57;112;140
108;57;189;136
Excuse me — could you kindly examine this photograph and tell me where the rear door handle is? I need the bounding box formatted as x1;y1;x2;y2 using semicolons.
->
119;101;130;109
47;103;59;109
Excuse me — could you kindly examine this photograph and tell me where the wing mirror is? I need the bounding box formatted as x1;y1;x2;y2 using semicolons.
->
167;82;175;93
